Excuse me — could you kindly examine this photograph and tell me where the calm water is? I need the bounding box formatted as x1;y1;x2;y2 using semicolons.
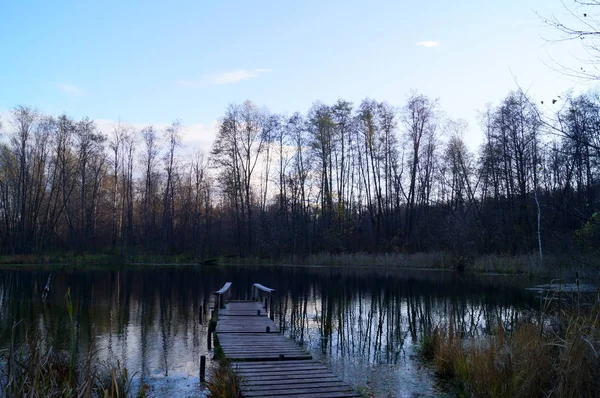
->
0;265;539;397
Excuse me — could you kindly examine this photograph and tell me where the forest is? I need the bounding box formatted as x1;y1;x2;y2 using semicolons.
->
0;90;598;260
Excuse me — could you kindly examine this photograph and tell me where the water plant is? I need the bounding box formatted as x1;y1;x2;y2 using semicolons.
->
0;289;150;398
421;289;600;397
205;324;241;397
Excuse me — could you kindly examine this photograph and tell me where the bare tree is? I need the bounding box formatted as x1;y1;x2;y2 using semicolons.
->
9;107;38;251
161;121;181;254
287;113;311;255
308;103;337;248
75;118;106;248
189;151;210;256
121;130;136;248
541;0;600;80
212;101;268;255
402;93;438;239
141;126;160;250
0;91;596;261
109;123;125;248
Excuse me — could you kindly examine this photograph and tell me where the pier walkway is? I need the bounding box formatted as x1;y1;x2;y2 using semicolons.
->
212;283;359;397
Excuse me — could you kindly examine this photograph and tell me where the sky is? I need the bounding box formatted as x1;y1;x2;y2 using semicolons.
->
0;0;598;151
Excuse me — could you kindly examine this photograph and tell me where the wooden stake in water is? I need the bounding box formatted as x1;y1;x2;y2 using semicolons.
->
200;355;206;382
41;273;52;300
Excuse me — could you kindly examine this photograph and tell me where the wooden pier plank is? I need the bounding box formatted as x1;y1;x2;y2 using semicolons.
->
241;386;358;397
246;394;360;398
240;375;341;385
237;369;342;379
216;300;358;397
235;367;332;375
242;383;354;392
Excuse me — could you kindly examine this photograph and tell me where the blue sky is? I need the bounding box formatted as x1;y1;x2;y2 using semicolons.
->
0;0;596;149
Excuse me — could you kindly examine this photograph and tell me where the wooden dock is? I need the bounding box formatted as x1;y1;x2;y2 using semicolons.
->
213;284;359;398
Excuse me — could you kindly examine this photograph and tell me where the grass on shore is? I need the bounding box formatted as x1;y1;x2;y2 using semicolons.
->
286;251;600;277
420;291;600;397
1;328;151;398
1;290;150;398
0;253;125;266
205;322;241;398
1;250;598;279
0;252;199;266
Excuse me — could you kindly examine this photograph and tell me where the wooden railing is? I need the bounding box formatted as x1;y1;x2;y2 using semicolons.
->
253;283;275;293
213;281;232;311
252;282;276;320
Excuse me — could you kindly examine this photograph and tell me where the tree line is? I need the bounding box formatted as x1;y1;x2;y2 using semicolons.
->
0;90;598;258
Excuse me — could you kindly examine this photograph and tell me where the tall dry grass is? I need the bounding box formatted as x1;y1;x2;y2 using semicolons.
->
296;251;452;268
205;324;242;397
1;330;148;397
205;365;241;398
1;290;150;398
421;291;600;397
283;251;600;279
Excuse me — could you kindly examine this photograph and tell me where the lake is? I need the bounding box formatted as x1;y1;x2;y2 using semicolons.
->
0;265;540;397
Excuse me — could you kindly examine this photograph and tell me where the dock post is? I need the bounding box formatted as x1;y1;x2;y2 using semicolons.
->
200;355;206;382
257;309;260;316
269;295;274;321
199;305;203;324
213;293;220;317
208;329;212;349
266;326;270;333
264;297;268;311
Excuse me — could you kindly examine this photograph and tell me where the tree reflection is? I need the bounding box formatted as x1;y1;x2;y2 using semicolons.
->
0;266;537;396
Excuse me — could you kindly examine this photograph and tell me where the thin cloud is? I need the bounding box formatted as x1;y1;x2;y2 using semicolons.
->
54;82;85;96
94;119;218;151
0;109;9;130
177;68;272;87
416;41;440;48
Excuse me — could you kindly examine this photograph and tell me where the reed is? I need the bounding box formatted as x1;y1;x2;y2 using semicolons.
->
205;328;242;397
1;334;147;397
205;364;241;398
0;291;150;397
421;291;600;397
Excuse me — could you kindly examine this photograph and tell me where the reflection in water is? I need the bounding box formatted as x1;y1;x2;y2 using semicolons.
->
274;268;536;397
0;267;221;396
0;266;537;397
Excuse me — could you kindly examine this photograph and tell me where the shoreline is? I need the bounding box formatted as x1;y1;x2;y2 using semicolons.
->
0;251;597;280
